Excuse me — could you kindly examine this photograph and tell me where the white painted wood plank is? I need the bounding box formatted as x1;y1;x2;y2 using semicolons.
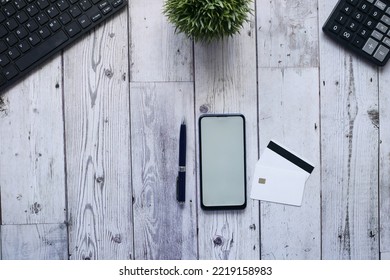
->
0;60;66;225
1;224;67;259
319;0;379;260
258;68;321;259
257;0;318;67
379;66;390;254
63;12;133;260
130;82;197;260
194;10;260;259
380;252;390;260
129;0;193;82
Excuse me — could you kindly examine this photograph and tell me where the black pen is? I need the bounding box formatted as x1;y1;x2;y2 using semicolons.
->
176;120;186;203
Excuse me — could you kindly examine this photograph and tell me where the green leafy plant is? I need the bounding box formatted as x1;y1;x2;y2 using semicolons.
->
163;0;253;42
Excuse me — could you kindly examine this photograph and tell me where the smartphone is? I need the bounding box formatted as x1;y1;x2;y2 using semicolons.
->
199;114;247;210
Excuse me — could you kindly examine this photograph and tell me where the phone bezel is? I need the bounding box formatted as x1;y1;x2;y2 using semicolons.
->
199;114;247;210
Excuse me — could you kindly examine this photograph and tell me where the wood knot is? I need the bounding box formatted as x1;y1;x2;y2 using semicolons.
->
96;177;104;183
249;224;256;231
112;234;122;244
213;236;223;246
105;69;113;78
199;104;209;113
30;202;42;214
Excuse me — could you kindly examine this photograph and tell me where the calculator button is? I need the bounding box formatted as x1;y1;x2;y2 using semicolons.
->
372;29;384;40
347;19;359;31
352;11;365;22
330;23;342;34
359;27;370;38
359;2;372;12
364;17;376;28
377;22;388;33
347;0;359;5
382;14;390;25
352;35;366;48
336;13;348;24
373;44;389;61
386;7;390;15
370;8;382;19
383;37;390;47
367;0;375;3
341;29;354;41
374;0;387;10
342;3;354;15
363;37;379;54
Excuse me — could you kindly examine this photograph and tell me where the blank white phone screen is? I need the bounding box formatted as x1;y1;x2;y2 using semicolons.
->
200;115;246;208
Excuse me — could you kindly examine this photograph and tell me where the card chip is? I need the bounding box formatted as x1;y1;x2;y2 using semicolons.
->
258;178;266;184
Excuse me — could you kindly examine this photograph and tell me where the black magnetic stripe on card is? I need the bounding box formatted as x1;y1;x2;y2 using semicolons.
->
267;141;314;174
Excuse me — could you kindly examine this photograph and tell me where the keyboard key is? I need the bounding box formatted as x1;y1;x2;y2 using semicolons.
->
38;26;51;39
59;12;72;25
0;11;5;23
0;25;8;38
4;4;16;17
5;33;18;46
5;18;18;31
16;11;29;23
78;15;91;28
16;30;68;71
79;0;92;11
3;64;19;80
65;21;81;37
47;6;60;18
56;0;70;11
0;53;10;66
26;4;39;17
112;0;123;8
26;19;39;32
90;11;102;22
48;19;61;32
14;0;27;10
363;37;379;54
15;26;28;39
69;6;82;17
37;12;49;25
8;47;20;59
37;0;50;10
102;6;112;15
0;41;7;53
17;40;31;52
373;44;389;61
28;33;41;46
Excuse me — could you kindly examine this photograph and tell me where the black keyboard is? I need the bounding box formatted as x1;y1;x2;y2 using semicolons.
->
0;0;127;93
323;0;390;66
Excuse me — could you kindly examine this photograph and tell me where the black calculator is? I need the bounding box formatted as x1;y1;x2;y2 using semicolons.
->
323;0;390;66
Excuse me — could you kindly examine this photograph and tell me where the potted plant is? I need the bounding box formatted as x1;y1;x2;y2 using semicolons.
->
163;0;253;42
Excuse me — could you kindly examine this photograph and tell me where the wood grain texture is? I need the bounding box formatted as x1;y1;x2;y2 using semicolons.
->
319;0;379;260
379;66;390;254
129;0;193;82
0;60;66;225
63;12;133;260
257;0;318;67
1;224;67;259
194;9;260;259
380;252;390;260
258;68;321;259
130;82;197;260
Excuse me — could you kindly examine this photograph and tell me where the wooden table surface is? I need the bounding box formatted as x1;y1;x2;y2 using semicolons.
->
0;0;389;260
